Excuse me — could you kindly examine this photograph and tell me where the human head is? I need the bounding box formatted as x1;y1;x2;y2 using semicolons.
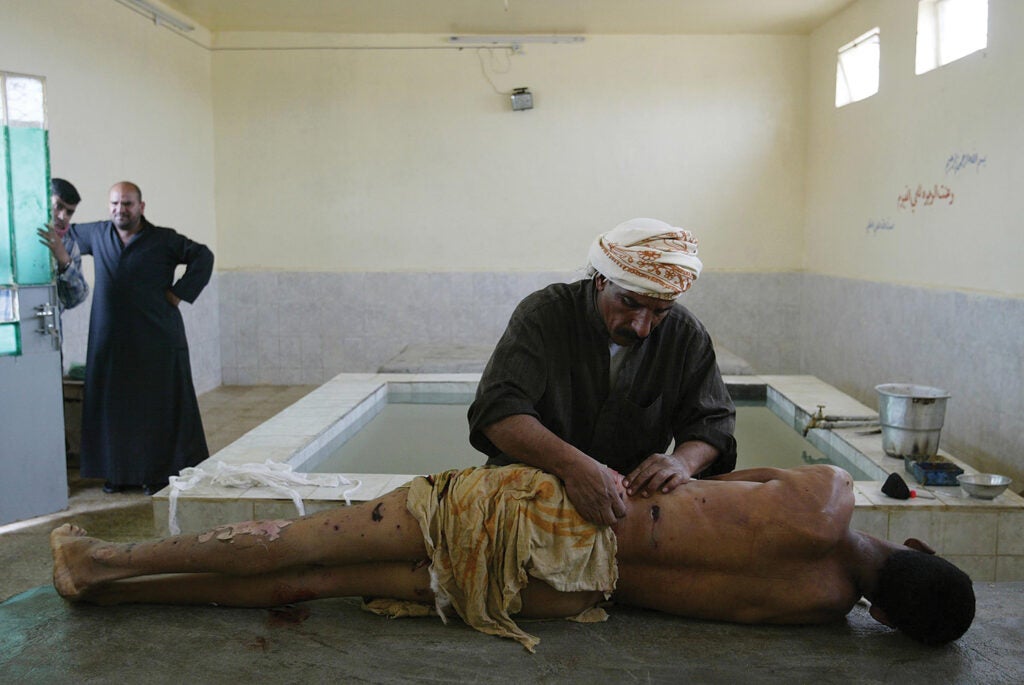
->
50;178;81;235
869;548;976;645
109;181;145;232
586;218;703;346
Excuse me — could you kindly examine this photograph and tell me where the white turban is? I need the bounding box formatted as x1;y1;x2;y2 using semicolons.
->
586;218;703;300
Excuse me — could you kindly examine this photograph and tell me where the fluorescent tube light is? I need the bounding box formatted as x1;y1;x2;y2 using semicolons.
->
118;0;195;32
448;35;584;47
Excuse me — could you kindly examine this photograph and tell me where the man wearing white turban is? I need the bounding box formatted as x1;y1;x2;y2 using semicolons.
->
469;219;736;525
585;217;703;301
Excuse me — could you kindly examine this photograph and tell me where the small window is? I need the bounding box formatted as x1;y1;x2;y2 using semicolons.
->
835;28;880;108
916;0;988;74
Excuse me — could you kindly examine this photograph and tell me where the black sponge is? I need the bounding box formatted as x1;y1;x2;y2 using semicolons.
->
882;472;912;500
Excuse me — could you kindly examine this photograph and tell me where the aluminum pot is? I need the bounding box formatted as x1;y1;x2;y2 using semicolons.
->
876;383;950;459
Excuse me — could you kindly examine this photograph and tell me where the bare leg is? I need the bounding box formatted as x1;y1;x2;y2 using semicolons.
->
52;490;426;600
53;486;605;621
79;559;601;622
81;562;436;607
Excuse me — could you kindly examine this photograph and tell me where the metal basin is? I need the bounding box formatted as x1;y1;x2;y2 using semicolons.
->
876;383;950;459
957;473;1012;499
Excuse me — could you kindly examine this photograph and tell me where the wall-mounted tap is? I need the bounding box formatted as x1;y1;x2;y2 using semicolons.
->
802;404;878;436
803;405;827;435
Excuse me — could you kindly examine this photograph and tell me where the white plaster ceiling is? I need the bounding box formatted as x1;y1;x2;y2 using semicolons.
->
158;0;856;35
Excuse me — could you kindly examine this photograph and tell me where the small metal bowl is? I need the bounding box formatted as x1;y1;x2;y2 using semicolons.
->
957;473;1012;499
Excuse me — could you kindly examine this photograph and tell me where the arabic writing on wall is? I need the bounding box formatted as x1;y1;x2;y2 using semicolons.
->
896;184;955;212
866;219;895;233
946;152;987;175
871;151;986;230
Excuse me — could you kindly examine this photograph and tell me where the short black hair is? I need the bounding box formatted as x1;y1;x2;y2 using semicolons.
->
51;178;81;205
873;550;975;645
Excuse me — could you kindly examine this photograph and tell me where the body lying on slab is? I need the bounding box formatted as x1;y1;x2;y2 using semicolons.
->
51;464;975;651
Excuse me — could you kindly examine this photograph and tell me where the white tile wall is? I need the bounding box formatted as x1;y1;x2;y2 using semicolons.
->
998;511;1024;555
217;270;573;382
208;270;1024;493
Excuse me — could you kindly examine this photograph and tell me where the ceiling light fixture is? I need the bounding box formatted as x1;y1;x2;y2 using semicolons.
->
448;35;584;49
118;0;195;32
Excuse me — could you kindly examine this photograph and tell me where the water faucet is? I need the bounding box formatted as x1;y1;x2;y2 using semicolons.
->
802;405;827;436
802;404;879;436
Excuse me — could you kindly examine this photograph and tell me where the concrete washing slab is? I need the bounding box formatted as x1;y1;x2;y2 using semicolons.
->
2;583;1022;683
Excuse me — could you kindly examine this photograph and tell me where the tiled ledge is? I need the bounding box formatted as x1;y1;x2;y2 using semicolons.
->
154;372;1024;581
154;373;481;534
759;375;1024;582
760;375;1023;506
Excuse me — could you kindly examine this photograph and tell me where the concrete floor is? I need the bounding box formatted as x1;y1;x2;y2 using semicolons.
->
2;385;1023;683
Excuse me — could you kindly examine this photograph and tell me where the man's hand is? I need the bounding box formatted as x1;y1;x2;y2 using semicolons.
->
480;414;628;525
625;440;721;496
563;460;627;526
37;224;71;270
165;290;181;307
624;453;693;497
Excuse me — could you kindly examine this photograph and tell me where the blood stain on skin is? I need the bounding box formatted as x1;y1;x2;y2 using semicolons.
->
649;505;660;548
372;503;384;522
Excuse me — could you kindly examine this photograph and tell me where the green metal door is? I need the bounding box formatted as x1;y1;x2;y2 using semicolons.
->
0;72;67;524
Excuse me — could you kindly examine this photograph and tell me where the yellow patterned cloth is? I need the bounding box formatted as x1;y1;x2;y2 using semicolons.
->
404;465;618;651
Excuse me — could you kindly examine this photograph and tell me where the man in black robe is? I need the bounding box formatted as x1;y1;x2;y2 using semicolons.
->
70;182;213;495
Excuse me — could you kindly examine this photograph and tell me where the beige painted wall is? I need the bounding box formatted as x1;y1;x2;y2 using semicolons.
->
5;4;808;276
806;0;1023;297
211;33;808;273
0;0;216;251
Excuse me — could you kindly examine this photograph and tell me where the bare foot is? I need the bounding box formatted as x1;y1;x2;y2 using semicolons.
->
50;523;100;600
